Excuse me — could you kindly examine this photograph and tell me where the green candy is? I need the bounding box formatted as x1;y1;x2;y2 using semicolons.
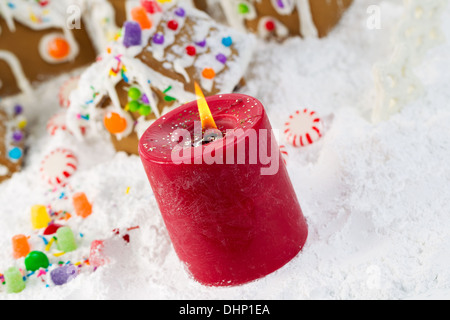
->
4;267;26;294
237;3;250;14
56;227;77;253
128;87;142;100
25;251;49;272
138;104;152;116
127;100;140;112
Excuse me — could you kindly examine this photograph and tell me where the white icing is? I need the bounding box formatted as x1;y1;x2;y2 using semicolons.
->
0;50;33;95
0;164;9;176
82;0;120;52
296;0;318;38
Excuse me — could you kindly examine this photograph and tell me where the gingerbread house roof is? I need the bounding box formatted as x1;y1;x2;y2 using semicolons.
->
66;2;255;154
219;0;353;39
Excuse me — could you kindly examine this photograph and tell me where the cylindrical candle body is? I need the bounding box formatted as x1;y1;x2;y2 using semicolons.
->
139;94;308;286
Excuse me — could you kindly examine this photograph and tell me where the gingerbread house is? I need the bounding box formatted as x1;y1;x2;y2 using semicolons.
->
0;0;97;98
219;0;354;40
0;104;26;183
67;2;255;155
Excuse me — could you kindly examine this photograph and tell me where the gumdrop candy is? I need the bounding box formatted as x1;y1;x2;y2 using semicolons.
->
12;234;30;259
50;264;78;286
123;21;142;48
56;226;77;253
72;192;92;218
141;0;161;14
31;205;51;229
89;240;109;268
4;267;26;294
131;6;152;30
43;223;63;235
25;251;50;272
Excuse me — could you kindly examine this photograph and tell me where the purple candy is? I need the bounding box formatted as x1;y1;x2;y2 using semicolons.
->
12;130;23;142
14;105;23;115
216;53;227;64
174;7;186;17
153;33;165;45
141;94;150;104
123;21;142;48
195;39;206;48
50;265;78;286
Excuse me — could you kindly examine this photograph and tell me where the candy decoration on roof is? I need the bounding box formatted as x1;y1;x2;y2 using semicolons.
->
284;109;323;147
67;3;255;155
123;21;143;48
218;0;353;40
40;148;78;187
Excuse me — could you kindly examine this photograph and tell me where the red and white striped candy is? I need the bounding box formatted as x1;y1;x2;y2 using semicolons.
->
279;145;289;165
40;148;78;187
284;109;323;148
59;76;80;108
47;112;67;136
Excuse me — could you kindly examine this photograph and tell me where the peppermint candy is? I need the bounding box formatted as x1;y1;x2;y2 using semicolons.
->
284;109;323;147
40;148;78;187
59;76;80;108
279;145;289;165
47;112;67;136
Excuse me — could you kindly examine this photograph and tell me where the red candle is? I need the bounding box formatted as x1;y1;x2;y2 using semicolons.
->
139;93;308;286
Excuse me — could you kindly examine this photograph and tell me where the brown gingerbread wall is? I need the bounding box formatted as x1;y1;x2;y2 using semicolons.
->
0;18;97;97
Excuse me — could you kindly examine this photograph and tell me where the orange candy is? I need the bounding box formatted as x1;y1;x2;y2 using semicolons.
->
47;37;71;59
202;68;216;80
12;235;30;259
72;192;92;218
131;6;152;30
104;112;128;134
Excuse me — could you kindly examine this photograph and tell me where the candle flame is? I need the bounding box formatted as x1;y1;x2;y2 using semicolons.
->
194;82;217;131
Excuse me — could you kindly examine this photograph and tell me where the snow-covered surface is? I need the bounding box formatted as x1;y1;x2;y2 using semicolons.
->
1;0;449;299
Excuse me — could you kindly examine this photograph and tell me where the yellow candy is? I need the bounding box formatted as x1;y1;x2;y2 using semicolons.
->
18;119;27;129
31;205;51;230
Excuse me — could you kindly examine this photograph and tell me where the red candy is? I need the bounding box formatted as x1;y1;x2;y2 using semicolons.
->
167;19;178;31
89;240;108;268
43;224;63;235
186;45;196;56
140;0;161;14
265;20;276;32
